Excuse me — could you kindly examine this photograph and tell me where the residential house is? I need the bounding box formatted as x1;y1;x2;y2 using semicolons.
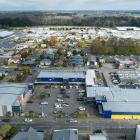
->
52;129;78;140
11;127;44;140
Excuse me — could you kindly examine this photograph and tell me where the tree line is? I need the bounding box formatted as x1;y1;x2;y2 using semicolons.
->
92;38;140;55
0;15;140;27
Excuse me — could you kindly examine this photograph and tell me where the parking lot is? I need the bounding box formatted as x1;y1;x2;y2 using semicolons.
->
24;85;99;119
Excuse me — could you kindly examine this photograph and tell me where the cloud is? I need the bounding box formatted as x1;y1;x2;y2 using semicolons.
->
0;0;139;11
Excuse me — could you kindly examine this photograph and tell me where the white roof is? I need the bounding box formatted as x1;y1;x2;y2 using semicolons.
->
87;86;140;102
136;125;140;140
86;70;96;86
116;27;140;31
37;70;85;79
0;31;14;38
90;135;108;140
0;83;28;105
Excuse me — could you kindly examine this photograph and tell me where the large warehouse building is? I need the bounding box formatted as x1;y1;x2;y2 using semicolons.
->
87;86;140;120
0;83;30;116
35;69;96;85
0;30;15;39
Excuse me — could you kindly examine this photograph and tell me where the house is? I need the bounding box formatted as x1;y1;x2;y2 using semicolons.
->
11;127;44;140
70;55;84;66
8;54;21;64
22;59;36;67
115;58;136;69
52;129;78;140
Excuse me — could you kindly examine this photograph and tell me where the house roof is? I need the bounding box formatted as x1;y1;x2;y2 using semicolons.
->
52;129;78;140
11;127;44;140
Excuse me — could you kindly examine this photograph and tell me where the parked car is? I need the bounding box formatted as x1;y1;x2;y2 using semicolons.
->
63;94;70;98
57;98;64;102
78;106;86;111
24;118;33;122
26;100;34;104
69;119;78;123
40;101;48;105
2;119;11;122
54;103;63;109
77;97;83;101
62;103;69;107
93;129;103;134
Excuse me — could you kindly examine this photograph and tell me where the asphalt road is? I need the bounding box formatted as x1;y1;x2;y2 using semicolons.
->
2;119;139;131
0;119;138;139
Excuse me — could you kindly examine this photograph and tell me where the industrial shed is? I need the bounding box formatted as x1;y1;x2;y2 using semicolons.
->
36;69;96;86
86;69;96;87
86;86;140;120
0;31;15;39
0;83;29;116
135;125;140;140
35;70;85;84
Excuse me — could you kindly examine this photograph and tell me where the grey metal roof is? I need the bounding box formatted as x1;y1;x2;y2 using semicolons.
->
52;129;78;140
0;83;28;105
11;127;44;140
38;70;85;79
102;102;140;113
87;86;140;102
87;86;140;113
0;31;14;38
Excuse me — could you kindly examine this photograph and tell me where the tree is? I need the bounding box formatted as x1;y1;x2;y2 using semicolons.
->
23;66;30;75
40;94;46;101
77;39;85;48
16;73;23;82
6;111;11;117
21;51;28;59
49;36;58;47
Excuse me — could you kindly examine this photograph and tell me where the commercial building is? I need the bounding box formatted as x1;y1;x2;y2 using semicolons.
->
36;70;85;85
116;27;140;31
87;86;140;120
52;129;78;140
0;31;15;39
135;125;140;140
36;69;96;85
0;83;30;116
86;69;96;86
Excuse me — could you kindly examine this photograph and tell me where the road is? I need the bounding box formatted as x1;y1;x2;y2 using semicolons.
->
1;119;138;139
2;119;139;131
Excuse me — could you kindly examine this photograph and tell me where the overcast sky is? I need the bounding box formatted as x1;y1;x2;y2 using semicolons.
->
0;0;139;11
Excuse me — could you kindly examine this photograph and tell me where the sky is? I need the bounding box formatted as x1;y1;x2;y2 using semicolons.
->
0;0;139;11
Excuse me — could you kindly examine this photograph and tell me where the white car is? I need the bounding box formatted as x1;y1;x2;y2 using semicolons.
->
62;103;69;107
40;101;48;105
69;119;78;123
78;106;86;111
24;118;32;122
78;90;85;93
57;98;64;102
54;103;62;109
